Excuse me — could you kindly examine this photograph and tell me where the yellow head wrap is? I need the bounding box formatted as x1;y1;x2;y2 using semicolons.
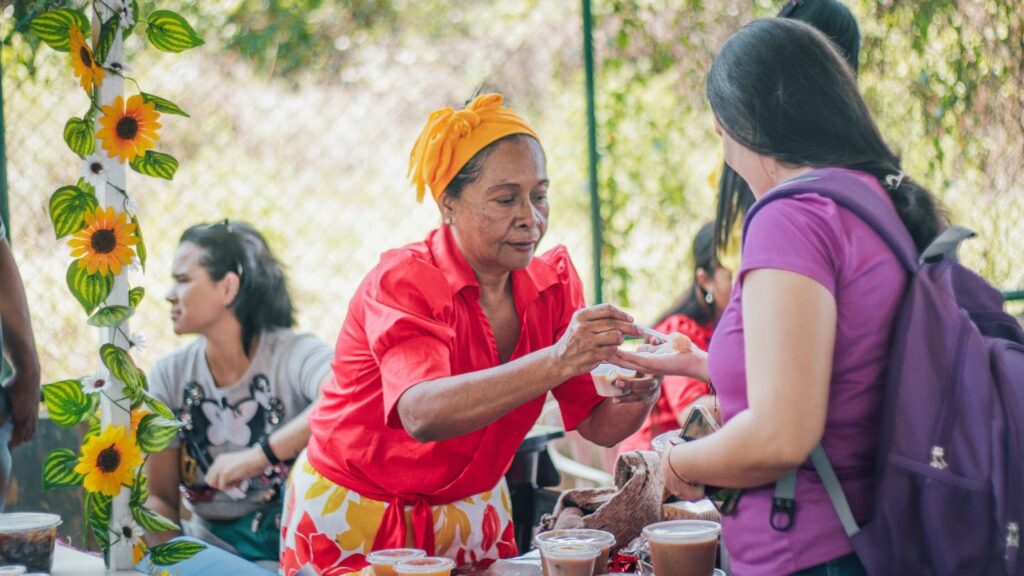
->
408;93;541;203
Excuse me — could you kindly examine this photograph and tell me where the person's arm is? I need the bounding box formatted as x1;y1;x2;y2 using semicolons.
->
397;305;642;442
0;236;40;448
143;448;183;545
575;378;660;446
663;269;836;496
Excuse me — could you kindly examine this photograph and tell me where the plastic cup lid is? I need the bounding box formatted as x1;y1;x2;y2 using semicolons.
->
538;541;600;559
0;566;27;576
535;528;615;548
0;513;62;533
393;556;455;573
367;548;427;565
642;520;721;543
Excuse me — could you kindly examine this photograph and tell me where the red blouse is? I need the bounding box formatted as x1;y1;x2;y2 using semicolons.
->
307;225;602;551
617;314;714;454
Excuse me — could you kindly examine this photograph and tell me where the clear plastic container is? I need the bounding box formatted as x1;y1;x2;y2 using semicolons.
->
366;548;427;576
642;520;721;576
535;529;615;576
0;513;61;572
392;556;456;576
590;364;637;397
536;541;599;576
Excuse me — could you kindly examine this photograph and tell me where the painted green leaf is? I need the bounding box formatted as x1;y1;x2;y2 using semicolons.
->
29;8;89;52
143;393;175;420
141;93;189;117
149;540;206;566
136;414;181;453
63;117;95;158
130;470;149;506
49;185;98;239
132;215;147;271
66;260;113;315
42;380;94;427
145;10;204;53
42;449;83;490
76;177;95;196
99;343;147;393
129;286;145;309
87;305;134;328
132;505;179;534
95;16;118;65
86;491;112;548
129;150;178;180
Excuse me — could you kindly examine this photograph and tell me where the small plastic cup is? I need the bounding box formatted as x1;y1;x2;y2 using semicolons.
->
366;548;427;576
535;529;615;576
642;520;721;576
537;541;600;576
0;513;62;572
590;364;636;397
650;429;685;455
392;556;456;576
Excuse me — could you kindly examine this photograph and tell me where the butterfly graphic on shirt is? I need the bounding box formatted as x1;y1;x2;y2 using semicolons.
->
178;375;284;492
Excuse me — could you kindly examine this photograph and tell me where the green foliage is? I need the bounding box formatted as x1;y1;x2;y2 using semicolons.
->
132;504;179;534
132;215;147;271
145;10;204;53
42;379;95;427
99;344;147;394
87;305;135;328
128;286;145;309
95;15;118;65
48;185;97;239
141;93;189;117
42;448;84;489
63;117;94;158
148;540;206;566
85;491;112;549
129;150;179;180
142;393;175;420
130;470;149;506
135;414;181;453
67;260;114;314
29;8;88;52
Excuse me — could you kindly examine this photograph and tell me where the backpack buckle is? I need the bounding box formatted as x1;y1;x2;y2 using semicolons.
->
770;497;796;532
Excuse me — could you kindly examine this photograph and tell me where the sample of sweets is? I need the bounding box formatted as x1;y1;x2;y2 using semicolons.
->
642;520;721;576
0;514;61;573
539;542;599;576
367;548;427;576
535;529;615;576
392;556;456;576
590;363;637;397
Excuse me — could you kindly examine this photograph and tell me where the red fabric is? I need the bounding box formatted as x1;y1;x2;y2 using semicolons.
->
307;225;603;553
617;314;713;453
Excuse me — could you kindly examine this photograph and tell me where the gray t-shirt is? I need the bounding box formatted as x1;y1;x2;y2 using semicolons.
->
148;328;332;522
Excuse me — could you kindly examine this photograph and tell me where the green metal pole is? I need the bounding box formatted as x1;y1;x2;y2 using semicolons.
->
1004;290;1024;302
582;0;603;303
0;62;9;241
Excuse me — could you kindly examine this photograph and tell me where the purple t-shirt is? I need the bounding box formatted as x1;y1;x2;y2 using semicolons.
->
707;170;907;574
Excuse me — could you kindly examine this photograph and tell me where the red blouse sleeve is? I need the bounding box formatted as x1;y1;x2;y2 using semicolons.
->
363;251;457;428
542;246;604;431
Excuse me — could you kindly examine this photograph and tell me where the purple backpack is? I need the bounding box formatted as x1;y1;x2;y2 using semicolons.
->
746;168;1024;575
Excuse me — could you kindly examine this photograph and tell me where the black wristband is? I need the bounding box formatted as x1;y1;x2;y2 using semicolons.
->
258;436;281;466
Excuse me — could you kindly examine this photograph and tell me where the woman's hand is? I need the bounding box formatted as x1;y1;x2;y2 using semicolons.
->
552;304;641;378
205;447;268;490
611;374;661;405
612;333;710;382
662;441;706;501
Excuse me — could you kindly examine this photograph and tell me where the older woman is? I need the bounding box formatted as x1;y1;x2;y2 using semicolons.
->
280;94;659;575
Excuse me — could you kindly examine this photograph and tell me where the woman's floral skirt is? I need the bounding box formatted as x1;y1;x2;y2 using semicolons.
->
280;450;518;575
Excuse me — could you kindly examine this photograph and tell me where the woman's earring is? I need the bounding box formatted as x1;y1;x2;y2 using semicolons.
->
443;215;453;225
705;291;714;304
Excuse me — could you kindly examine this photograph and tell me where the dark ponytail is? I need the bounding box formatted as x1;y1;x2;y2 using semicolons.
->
707;19;945;253
180;221;294;355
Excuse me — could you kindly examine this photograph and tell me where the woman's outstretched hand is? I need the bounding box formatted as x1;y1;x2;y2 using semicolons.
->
552;304;642;378
612;333;710;382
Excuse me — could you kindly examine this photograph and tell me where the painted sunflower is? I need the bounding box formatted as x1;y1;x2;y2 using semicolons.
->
96;95;161;163
68;206;139;276
69;26;105;92
75;425;143;497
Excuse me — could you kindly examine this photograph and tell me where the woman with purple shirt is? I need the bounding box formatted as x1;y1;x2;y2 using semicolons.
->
615;19;946;576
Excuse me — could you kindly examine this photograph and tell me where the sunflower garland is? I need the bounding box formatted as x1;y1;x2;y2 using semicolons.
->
75;425;144;497
68;206;139;276
69;25;104;92
96;94;162;163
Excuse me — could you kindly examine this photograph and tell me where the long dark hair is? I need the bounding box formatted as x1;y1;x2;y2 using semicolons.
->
655;222;718;326
715;0;862;254
180;221;294;355
707;19;944;252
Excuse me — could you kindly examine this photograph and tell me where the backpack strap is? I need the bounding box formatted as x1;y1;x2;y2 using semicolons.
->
809;445;861;538
741;168;920;273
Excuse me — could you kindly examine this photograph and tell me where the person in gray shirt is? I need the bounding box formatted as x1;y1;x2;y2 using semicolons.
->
144;221;331;567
